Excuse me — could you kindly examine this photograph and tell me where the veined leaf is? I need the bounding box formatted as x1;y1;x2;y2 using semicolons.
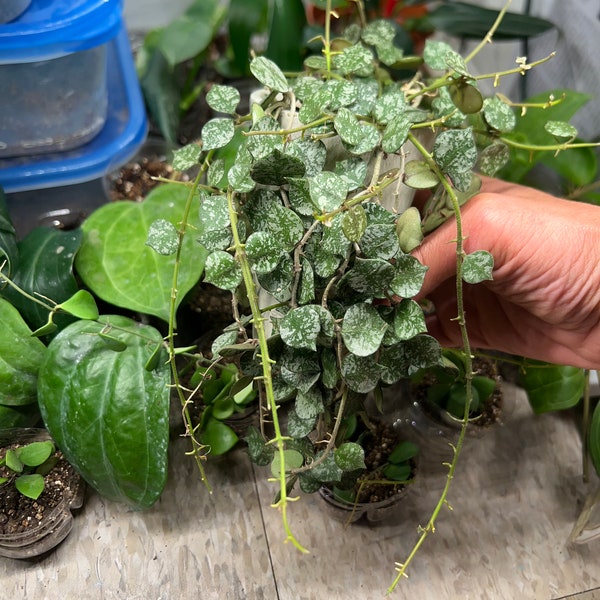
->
38;316;170;508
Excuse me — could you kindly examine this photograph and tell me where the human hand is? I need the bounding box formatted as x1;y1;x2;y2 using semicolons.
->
411;177;600;369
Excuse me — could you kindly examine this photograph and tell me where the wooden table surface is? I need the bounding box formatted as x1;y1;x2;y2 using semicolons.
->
1;383;599;600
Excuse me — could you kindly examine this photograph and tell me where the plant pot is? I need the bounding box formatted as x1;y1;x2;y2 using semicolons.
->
317;422;418;525
390;359;507;474
318;482;413;525
0;428;85;559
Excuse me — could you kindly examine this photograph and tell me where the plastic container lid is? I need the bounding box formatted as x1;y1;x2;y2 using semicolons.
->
0;0;123;63
0;24;148;192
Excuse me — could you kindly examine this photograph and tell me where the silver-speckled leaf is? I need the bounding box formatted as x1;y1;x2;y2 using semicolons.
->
206;84;241;114
249;56;289;93
201;118;235;151
483;97;516;133
204;250;242;291
342;303;388;357
393;299;427;340
146;219;178;256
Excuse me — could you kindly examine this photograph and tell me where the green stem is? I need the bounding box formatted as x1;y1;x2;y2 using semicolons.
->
168;155;212;491
227;188;308;554
388;134;475;593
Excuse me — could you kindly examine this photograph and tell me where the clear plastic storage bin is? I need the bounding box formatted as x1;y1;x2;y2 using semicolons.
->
0;0;122;158
0;0;32;23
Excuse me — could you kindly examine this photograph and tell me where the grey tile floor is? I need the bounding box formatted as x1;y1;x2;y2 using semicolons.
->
1;383;599;599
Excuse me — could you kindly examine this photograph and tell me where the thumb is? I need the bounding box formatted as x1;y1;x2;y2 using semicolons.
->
411;218;459;300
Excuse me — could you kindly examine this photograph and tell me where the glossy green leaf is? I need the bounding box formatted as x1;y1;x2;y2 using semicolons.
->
501;89;591;182
138;44;181;143
404;161;440;189
449;81;482;114
388;440;419;464
38;315;170;508
342;303;388;357
200;418;239;456
427;2;554;39
77;184;205;323
228;0;267;74
519;362;585;414
18;441;54;467
249;56;289;93
15;473;45;500
334;442;366;472
270;449;303;477
3;227;82;333
265;0;306;71
154;14;214;67
540;145;598;188
0;297;46;406
463;250;494;284
56;290;99;320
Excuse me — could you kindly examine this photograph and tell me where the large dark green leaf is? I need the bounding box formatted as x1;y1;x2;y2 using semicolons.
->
265;0;307;71
0;188;18;278
519;361;585;414
76;184;206;323
427;2;554;40
0;297;46;406
2;227;82;333
37;316;170;508
229;0;268;75
138;41;181;144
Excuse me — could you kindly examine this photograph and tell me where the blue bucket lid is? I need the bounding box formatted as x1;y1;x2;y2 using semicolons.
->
0;0;122;63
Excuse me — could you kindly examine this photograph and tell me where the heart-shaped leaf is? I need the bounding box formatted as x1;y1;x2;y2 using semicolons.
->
2;227;83;333
76;184;206;323
38;315;170;508
0;298;46;406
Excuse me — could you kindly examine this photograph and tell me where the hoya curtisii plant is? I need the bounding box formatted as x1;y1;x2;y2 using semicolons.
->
151;0;547;558
152;1;600;589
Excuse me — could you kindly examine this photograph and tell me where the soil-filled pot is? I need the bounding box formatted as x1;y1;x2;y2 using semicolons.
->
318;423;418;525
392;357;506;474
0;428;85;559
